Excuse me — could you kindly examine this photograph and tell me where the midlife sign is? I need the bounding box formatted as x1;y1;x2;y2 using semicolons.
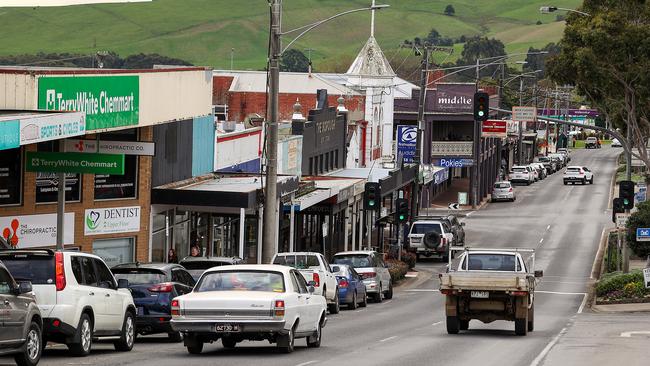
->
38;76;139;131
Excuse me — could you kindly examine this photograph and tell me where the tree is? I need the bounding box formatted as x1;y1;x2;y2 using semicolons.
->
456;36;506;80
280;49;310;72
523;42;560;78
547;0;650;171
626;201;650;259
444;4;455;16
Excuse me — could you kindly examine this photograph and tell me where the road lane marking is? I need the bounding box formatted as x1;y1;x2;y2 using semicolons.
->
296;361;318;366
379;336;397;342
529;325;569;366
405;289;439;292
536;290;587;296
432;321;443;326
546;225;551;231
620;331;650;338
539;238;544;243
577;294;588;314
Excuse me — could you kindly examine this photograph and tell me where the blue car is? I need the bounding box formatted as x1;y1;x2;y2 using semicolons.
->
111;263;195;341
330;264;368;310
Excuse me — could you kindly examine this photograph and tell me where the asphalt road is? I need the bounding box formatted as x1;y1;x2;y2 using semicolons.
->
1;147;622;366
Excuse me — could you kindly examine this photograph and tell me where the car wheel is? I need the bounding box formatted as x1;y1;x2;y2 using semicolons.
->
68;313;93;356
446;316;459;334
582;178;586;185
14;321;42;366
306;320;322;348
384;282;393;300
528;304;535;332
349;291;358;310
563;181;567;185
114;311;135;352
590;177;594;184
168;331;183;343
186;341;204;355
278;325;296;353
375;285;383;303
329;291;340;314
459;319;469;331
222;337;237;349
360;291;368;307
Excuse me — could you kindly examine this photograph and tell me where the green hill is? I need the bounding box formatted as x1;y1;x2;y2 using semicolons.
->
0;0;581;70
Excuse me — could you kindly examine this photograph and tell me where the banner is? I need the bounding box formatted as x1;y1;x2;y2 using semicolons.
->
84;206;141;236
0;213;74;249
434;84;475;112
26;152;125;175
396;125;417;163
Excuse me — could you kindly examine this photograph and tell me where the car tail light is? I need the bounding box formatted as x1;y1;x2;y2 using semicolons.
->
55;252;66;291
338;278;349;288
149;283;174;293
511;291;528;297
509;188;513;192
360;272;376;280
440;289;457;295
171;299;180;316
312;273;320;287
441;237;448;247
274;300;285;317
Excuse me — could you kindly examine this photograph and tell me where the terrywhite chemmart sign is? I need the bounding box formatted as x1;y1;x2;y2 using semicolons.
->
85;206;141;236
38;76;139;131
0;213;74;249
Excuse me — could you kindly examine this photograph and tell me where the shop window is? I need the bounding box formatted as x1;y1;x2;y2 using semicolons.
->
35;141;81;203
92;237;135;268
0;147;22;206
330;151;335;171
309;157;314;175
94;129;139;200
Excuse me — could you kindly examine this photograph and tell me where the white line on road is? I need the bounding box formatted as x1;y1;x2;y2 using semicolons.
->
577;294;588;314
432;321;443;326
529;325;569;366
295;361;318;366
620;331;650;338
546;225;551;231
405;289;439;292
536;290;587;296
379;336;398;342
539;238;544;243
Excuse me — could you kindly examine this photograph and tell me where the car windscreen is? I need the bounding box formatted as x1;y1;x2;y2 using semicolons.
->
180;261;230;270
512;167;527;173
195;270;285;293
466;254;519;271
566;167;581;172
332;255;372;268
0;256;54;284
112;269;167;285
272;255;320;269
494;182;510;189
410;223;442;235
538;157;549;162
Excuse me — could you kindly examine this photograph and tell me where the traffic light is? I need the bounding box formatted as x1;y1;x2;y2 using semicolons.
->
473;92;489;122
364;182;381;211
619;180;635;210
395;198;409;224
612;197;625;223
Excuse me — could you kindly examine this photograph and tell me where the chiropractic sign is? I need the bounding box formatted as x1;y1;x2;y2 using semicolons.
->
38;76;139;131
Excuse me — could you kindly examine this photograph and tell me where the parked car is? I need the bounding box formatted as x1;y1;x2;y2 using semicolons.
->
535;156;557;174
548;154;567;167
406;219;455;261
413;214;465;246
563;166;594;185
611;138;623;147
331;251;392;303
557;148;571;162
491;181;516;202
0;250;136;356
509;166;534;185
179;256;243;281
329;264;367;309
529;163;546;180
170;264;327;354
272;252;339;313
0;260;42;366
111;263;196;341
585;137;601;149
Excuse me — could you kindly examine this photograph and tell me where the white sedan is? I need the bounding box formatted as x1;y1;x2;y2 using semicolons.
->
170;264;327;354
611;138;623;147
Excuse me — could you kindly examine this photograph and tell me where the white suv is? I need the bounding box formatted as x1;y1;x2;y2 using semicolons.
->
563;166;594;185
0;250;136;356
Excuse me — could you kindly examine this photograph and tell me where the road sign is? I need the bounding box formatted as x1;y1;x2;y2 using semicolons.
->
396;125;417;163
482;120;507;138
512;106;537;122
616;213;629;229
448;203;460;210
637;228;650;242
644;268;650;289
26;152;124;175
64;139;155;156
433;158;475;168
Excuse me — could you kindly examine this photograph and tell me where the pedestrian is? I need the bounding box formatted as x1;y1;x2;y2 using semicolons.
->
190;245;201;257
167;248;178;263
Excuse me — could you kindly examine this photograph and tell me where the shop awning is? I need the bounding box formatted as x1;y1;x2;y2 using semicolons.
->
285;188;334;212
0;110;86;151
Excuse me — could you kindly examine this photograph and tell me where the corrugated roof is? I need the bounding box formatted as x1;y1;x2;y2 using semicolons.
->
213;70;362;96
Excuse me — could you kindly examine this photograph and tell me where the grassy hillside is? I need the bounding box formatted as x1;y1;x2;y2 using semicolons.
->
0;0;582;70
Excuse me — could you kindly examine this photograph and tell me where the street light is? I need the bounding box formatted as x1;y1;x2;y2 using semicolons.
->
263;1;389;263
506;70;542;165
540;6;590;16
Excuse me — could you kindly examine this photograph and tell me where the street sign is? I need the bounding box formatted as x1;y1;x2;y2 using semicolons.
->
433;158;474;168
616;213;629;229
396;125;417;163
644;267;650;289
636;228;650;242
512;106;537;122
64;139;155;156
26;152;125;175
482;120;507;138
448;203;460;210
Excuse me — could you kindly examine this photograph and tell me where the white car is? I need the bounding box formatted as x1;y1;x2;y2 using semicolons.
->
331;251;392;302
170;264;327;354
407;219;455;261
272;252;339;314
563;166;594;185
491;181;516;202
611;138;623;147
509;166;534;185
0;250;136;356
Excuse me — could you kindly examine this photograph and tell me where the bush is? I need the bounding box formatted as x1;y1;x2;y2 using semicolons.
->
386;259;409;283
595;270;648;298
400;251;417;269
626;201;650;257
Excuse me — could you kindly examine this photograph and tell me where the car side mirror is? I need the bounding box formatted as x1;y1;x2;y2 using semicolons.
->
308;285;315;294
117;278;129;289
330;265;340;273
534;270;544;278
307;280;316;287
17;281;32;294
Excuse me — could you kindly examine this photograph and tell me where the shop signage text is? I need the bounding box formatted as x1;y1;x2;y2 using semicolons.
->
85;206;141;236
512;106;537;122
26;152;125;175
0;213;74;249
433;158;475;168
434;84;475;112
64;139;155;156
482;120;507;138
0;120;20;150
38;76;139;131
396;125;417;163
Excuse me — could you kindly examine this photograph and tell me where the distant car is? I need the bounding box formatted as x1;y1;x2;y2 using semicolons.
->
563;166;594;185
611;138;623;147
179;256;243;281
170;264;327;354
557;148;571;162
413;214;465;246
111;263;196;341
0;260;42;366
406;219;455;261
331;251;392;303
548;153;567;167
535;156;557;174
491;181;516;202
529;163;546;180
329;264;367;310
509;166;534;185
585;137;601;149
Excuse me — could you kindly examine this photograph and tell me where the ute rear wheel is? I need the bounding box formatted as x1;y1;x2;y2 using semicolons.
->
446;316;459;334
459;319;469;331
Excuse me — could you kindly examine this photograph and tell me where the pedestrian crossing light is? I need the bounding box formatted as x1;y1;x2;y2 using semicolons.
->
395;198;409;224
619;180;635;210
473;92;489;122
364;182;381;211
612;197;625;223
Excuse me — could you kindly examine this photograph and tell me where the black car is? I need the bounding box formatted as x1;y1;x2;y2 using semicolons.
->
111;263;195;341
0;260;42;366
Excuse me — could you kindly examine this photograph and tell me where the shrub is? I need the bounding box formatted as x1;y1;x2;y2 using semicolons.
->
386;259;408;283
400;251;417;269
626;201;650;257
595;270;646;297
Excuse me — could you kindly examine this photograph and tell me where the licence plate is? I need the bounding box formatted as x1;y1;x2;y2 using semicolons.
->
215;324;240;332
470;291;489;299
137;307;144;316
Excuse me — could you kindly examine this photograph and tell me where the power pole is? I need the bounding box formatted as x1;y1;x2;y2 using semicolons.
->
472;58;480;209
517;77;524;164
263;0;281;264
412;45;430;219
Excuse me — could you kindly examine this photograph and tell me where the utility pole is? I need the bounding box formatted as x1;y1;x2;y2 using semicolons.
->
517;78;524;164
412;45;430;219
472;58;481;209
263;0;281;264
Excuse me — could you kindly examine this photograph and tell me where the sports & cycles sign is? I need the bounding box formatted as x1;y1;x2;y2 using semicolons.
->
38;76;139;131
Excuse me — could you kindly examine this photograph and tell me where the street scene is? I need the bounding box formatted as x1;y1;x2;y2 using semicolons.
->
2;1;650;366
